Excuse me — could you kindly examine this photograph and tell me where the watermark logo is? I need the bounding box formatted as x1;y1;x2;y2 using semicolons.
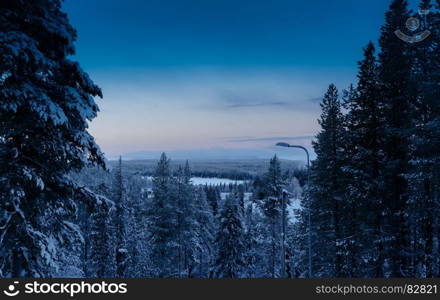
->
395;9;431;43
1;281;128;298
3;281;20;297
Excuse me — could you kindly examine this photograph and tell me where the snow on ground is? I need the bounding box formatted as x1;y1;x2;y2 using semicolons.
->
190;177;247;186
144;176;246;186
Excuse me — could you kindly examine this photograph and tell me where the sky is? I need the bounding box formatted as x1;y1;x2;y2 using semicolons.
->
62;0;419;160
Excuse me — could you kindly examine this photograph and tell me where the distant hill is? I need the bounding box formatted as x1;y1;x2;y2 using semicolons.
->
107;158;304;179
107;147;314;162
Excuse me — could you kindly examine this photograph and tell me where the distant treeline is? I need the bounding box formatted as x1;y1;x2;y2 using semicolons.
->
109;159;303;181
140;170;253;180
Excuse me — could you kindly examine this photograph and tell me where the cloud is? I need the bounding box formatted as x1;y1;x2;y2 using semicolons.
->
218;90;289;109
225;101;290;108
228;136;314;143
215;89;321;111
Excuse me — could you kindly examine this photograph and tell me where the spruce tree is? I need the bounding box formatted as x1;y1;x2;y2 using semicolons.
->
147;153;178;277
89;203;113;277
406;0;440;277
343;43;385;277
174;161;198;277
309;84;346;277
214;192;246;278
194;187;216;278
205;186;221;216
0;0;105;277
260;155;285;278
125;174;149;277
378;0;414;277
112;157;128;277
243;196;266;278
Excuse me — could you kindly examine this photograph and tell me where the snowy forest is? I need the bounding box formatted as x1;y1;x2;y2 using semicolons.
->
0;0;440;278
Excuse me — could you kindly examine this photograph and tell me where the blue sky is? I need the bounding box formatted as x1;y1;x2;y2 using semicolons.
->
62;0;418;160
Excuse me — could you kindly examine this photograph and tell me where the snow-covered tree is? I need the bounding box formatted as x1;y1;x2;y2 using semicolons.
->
406;0;440;278
260;155;286;278
173;162;198;277
242;196;266;278
89;202;114;277
112;157;128;277
193;187;216;277
378;0;414;277
125;174;149;277
214;191;245;278
309;84;346;277
205;186;221;216
0;0;105;277
343;43;385;277
147;153;178;277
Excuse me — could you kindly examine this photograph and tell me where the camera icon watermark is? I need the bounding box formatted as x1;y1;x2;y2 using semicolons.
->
395;9;431;43
3;281;20;297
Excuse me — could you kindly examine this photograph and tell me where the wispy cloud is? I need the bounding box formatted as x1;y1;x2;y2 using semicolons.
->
228;136;314;143
225;101;290;108
215;89;326;111
218;90;290;109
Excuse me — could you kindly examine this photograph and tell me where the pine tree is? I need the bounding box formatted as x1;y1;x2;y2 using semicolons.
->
309;84;346;277
75;172;113;278
147;153;178;277
343;43;385;277
194;187;216;278
243;196;266;278
260;155;285;278
174;161;198;277
0;0;105;277
89;203;114;277
112;157;128;277
406;0;440;277
125;174;149;277
237;184;245;212
205;186;221;216
378;0;414;277
214;192;246;278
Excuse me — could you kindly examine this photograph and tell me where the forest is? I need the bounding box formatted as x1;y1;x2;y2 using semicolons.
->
0;0;439;278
